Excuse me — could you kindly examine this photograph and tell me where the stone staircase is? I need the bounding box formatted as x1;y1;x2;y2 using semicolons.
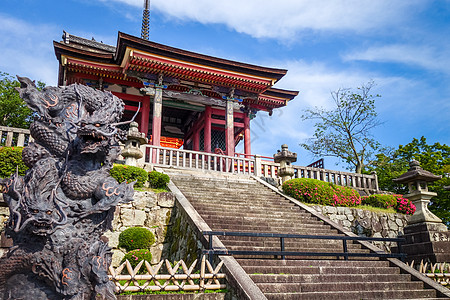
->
166;170;446;299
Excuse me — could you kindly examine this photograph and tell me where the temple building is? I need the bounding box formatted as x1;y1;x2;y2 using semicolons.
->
53;31;298;157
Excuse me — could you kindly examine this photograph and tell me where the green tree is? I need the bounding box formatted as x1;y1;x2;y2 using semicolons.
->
0;72;44;128
301;81;382;173
369;137;450;226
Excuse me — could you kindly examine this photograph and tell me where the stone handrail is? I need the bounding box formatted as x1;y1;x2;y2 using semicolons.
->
0;126;33;147
143;145;378;191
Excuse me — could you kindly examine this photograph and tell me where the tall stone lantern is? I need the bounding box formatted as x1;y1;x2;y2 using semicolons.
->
393;160;449;263
393;160;443;225
274;144;297;184
122;121;148;166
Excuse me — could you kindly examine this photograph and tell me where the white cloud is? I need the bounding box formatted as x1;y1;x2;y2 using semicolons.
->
0;14;59;85
99;0;424;41
343;44;450;74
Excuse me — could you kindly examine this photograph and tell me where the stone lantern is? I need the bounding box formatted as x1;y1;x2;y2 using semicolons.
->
393;160;449;263
393;160;443;225
274;144;297;183
122;121;148;167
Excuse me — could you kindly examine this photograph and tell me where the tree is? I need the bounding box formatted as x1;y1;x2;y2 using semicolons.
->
0;72;44;128
301;81;382;173
369;137;450;226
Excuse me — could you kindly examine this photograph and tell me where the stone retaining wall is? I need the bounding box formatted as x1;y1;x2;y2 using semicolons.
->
311;204;410;252
103;191;176;266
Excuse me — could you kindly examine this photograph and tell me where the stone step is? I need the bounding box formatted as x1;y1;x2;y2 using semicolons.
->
237;259;386;267
226;245;370;255
199;214;323;224
241;265;397;275
264;289;436;300
257;281;425;293
249;273;412;283
193;206;307;216
208;224;339;235
223;240;363;249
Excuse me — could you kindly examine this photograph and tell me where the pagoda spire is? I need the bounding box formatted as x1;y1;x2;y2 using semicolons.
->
141;0;150;40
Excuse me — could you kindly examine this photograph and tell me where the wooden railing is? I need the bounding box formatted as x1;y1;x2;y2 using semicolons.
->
108;256;225;293
0;126;33;147
143;144;378;190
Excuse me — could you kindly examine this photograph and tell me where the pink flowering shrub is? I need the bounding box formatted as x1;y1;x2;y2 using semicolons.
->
362;194;416;215
282;178;361;207
121;249;153;274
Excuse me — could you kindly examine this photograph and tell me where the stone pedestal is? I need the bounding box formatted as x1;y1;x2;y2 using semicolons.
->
402;222;450;263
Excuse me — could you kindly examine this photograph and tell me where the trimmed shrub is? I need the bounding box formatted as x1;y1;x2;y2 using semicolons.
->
110;165;148;188
361;194;416;215
362;194;397;209
394;196;416;215
0;147;28;178
282;178;361;207
148;171;170;189
120;249;152;274
118;227;155;252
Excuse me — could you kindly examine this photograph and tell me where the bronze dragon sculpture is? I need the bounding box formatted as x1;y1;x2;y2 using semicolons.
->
0;77;134;300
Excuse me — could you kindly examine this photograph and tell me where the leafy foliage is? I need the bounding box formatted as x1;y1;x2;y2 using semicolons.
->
0;147;28;178
118;227;155;252
148;171;170;189
121;249;153;274
368;137;450;225
282;178;361;207
362;194;415;215
110;165;148;188
0;72;44;128
301;81;382;173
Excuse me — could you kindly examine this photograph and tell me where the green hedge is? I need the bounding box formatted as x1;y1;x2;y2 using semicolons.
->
362;194;415;215
121;249;152;274
0;147;28;178
148;170;170;189
110;165;148;188
118;227;156;252
282;178;361;207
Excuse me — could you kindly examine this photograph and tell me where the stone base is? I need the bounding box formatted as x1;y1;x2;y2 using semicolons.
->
400;222;450;263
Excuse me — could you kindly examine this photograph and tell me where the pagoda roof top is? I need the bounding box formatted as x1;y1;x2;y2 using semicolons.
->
55;31;289;82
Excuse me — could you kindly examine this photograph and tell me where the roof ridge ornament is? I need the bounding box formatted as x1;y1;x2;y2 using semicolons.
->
141;0;150;40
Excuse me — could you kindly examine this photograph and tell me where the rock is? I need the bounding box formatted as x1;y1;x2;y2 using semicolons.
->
111;250;125;267
103;230;120;248
395;218;404;227
133;191;157;210
158;192;175;208
347;214;355;222
326;206;337;214
121;209;147;227
342;220;352;228
150;244;164;264
388;220;398;231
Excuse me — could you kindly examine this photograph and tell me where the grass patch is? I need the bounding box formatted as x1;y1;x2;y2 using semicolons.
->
134;186;170;193
353;205;396;214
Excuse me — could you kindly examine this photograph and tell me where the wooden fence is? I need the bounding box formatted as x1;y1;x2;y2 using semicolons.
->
408;260;449;286
109;256;226;293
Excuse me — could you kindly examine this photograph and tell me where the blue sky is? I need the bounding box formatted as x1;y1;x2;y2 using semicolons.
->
1;0;449;170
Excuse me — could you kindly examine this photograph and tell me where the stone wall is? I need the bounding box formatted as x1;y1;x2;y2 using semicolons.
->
103;191;176;266
311;204;410;252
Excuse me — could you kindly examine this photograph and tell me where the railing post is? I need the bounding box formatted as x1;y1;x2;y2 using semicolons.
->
254;155;262;177
343;239;348;260
280;237;285;260
208;233;214;265
6;131;13;147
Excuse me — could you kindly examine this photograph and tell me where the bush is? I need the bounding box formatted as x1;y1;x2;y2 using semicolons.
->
120;249;152;274
362;194;397;209
282;178;361;207
362;194;416;215
110;165;148;188
118;227;155;252
148;171;170;189
0;147;28;178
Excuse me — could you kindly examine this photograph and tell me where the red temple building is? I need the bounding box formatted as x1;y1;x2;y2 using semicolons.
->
53;31;298;157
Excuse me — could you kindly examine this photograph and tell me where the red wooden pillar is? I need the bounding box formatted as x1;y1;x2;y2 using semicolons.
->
225;100;234;156
139;97;150;136
152;87;162;146
193;130;200;151
204;106;212;153
243;114;251;157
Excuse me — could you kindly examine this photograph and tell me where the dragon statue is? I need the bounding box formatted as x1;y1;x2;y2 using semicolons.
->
0;77;135;300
